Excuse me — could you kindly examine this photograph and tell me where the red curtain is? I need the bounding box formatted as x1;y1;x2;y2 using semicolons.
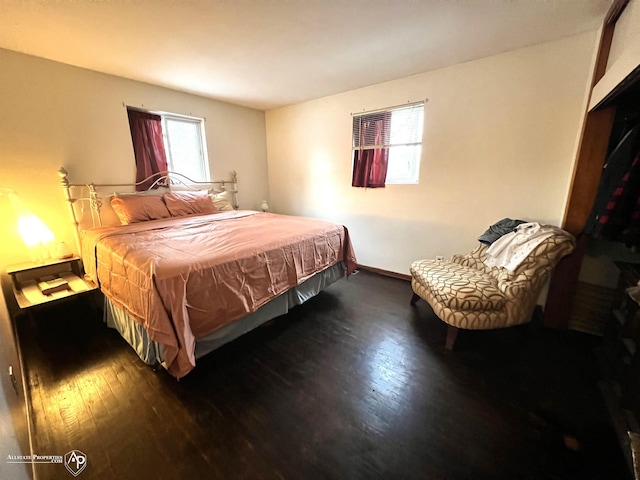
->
127;109;168;191
351;118;389;188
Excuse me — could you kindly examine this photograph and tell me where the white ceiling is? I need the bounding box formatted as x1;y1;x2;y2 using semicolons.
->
0;0;611;111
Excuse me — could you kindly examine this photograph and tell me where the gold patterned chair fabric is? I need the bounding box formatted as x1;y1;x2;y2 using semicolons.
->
410;232;575;349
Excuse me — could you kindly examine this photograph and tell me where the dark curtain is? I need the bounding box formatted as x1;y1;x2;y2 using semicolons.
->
351;117;389;188
586;122;640;246
591;155;640;246
127;109;168;191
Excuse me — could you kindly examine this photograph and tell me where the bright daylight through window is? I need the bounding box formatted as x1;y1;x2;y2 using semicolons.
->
352;101;424;187
162;114;210;182
127;107;210;190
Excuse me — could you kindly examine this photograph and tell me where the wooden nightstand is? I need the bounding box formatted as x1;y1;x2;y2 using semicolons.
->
6;257;97;311
0;257;98;473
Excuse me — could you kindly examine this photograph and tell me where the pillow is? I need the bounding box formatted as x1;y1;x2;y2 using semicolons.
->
209;191;234;212
163;191;216;217
97;196;123;227
110;194;172;225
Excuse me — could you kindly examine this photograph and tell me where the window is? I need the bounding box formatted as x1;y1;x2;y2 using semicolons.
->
127;107;210;190
161;114;210;182
351;102;424;187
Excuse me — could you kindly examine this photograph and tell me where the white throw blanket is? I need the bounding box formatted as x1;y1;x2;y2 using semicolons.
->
484;222;568;271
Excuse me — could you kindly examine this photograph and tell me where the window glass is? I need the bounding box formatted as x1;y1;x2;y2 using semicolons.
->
163;116;210;182
352;102;424;185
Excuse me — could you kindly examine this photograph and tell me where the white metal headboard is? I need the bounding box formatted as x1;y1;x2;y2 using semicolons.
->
58;167;238;253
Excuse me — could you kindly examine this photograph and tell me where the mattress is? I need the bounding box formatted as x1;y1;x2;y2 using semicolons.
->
82;210;357;377
104;262;346;366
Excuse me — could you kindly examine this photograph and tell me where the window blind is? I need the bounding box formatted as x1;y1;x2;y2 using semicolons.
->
352;101;425;150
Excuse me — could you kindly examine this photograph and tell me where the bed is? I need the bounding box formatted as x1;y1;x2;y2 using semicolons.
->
59;168;357;378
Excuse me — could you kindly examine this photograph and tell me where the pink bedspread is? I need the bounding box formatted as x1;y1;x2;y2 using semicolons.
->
82;211;357;378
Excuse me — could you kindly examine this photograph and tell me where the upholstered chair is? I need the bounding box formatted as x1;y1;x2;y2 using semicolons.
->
410;232;575;349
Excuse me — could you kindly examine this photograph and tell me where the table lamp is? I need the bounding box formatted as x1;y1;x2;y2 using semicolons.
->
1;188;55;262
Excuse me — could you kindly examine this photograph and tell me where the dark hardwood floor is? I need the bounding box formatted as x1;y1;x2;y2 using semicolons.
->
15;271;628;480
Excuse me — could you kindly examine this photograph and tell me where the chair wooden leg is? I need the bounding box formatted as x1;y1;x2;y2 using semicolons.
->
410;293;420;306
445;325;459;350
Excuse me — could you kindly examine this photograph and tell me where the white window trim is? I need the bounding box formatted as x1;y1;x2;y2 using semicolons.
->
352;100;425;185
160;113;211;182
128;106;211;182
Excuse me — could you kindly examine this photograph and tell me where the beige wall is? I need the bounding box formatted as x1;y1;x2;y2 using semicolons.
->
0;48;268;269
266;31;598;275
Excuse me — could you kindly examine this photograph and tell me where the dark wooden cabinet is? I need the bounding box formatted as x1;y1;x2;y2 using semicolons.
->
0;276;33;479
600;262;640;477
0;257;98;480
544;0;637;329
6;257;96;310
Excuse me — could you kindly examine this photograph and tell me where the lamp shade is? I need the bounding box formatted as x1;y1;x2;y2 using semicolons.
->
2;189;55;261
17;214;55;247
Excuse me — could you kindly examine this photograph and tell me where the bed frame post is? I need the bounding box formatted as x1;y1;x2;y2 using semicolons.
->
218;170;239;209
231;171;238;209
88;184;103;227
58;167;82;256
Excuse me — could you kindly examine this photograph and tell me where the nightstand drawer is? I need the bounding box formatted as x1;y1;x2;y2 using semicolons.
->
6;257;97;310
14;272;94;309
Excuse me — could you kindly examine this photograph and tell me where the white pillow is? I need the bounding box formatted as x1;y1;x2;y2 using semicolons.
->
209;191;234;212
